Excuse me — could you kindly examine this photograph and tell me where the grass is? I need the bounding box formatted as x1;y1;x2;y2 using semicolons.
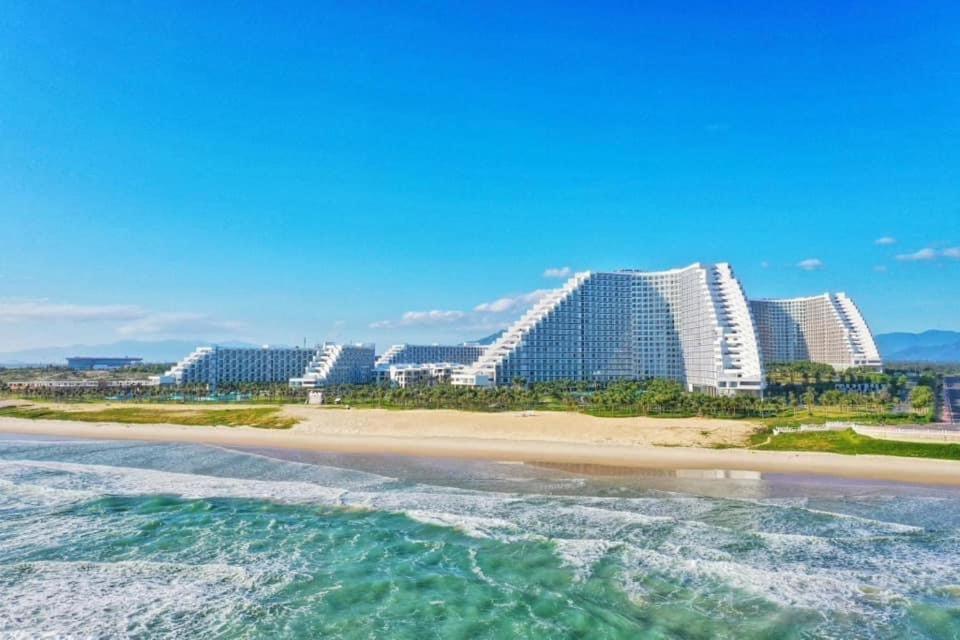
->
761;407;928;429
0;404;296;429
753;428;960;461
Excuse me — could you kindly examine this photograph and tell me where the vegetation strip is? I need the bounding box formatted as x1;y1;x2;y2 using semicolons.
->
753;428;960;461
0;405;296;429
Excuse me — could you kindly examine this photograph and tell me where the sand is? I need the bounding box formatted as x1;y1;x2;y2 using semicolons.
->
1;403;960;486
283;406;756;447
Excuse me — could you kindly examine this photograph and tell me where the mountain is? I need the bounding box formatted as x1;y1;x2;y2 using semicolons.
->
472;330;506;345
875;331;960;363
0;339;260;366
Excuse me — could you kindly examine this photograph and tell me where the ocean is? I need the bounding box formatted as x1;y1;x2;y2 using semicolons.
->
1;433;959;639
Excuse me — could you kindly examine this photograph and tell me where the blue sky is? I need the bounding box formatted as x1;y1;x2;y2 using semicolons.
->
1;1;958;351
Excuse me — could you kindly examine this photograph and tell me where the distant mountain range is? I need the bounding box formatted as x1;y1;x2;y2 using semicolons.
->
875;331;960;363
0;340;259;366
472;330;506;345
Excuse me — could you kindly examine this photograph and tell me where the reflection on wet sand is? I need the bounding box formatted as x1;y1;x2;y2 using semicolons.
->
526;461;762;480
524;461;768;499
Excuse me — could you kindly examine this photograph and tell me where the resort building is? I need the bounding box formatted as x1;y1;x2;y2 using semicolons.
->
375;362;467;388
375;344;487;368
454;264;765;396
155;268;881;393
750;294;882;370
161;346;315;386
289;343;376;388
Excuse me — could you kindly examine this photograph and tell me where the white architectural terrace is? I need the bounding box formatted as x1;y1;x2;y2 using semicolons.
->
749;293;882;371
456;264;766;396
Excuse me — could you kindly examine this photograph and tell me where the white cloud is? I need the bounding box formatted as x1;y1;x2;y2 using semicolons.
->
760;261;770;269
543;266;572;279
0;299;243;340
796;258;824;271
896;248;938;262
474;289;551;314
0;300;146;322
473;297;515;313
874;236;897;246
369;309;467;329
117;312;243;337
944;247;960;259
370;288;556;331
401;310;466;324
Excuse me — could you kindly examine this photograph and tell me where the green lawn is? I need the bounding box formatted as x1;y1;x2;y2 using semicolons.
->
0;405;296;429
754;428;960;461
761;407;928;429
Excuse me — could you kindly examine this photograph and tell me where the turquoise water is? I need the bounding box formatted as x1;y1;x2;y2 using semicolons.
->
1;436;960;638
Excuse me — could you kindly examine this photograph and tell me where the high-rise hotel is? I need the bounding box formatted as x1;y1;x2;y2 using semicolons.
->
454;264;765;395
453;264;881;395
161;262;881;395
750;294;882;371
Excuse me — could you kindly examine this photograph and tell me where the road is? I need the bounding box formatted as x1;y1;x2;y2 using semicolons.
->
943;376;960;424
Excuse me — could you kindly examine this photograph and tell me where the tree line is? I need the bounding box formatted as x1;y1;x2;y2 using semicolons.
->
1;373;937;421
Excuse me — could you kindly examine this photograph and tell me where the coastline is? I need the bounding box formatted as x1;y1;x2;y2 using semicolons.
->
2;412;960;486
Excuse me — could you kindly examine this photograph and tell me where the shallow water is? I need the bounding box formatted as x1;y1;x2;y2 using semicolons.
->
1;435;959;638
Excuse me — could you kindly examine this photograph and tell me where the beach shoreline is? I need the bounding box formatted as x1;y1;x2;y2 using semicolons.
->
2;411;960;487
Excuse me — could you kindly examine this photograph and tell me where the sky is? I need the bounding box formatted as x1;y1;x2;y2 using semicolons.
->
1;1;958;352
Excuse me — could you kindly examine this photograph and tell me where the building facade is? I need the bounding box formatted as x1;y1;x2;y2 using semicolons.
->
375;362;466;387
750;294;882;370
161;346;314;386
375;344;487;368
455;264;765;396
156;268;881;393
290;343;376;388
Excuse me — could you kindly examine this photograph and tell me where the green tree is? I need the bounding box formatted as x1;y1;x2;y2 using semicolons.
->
803;388;817;414
910;386;934;413
820;389;844;406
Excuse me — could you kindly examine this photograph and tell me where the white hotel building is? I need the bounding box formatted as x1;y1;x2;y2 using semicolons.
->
750;294;882;371
161;346;315;386
374;362;466;388
453;264;883;395
375;344;488;368
373;344;488;389
289;343;376;388
454;264;765;396
163;344;376;388
160;265;881;395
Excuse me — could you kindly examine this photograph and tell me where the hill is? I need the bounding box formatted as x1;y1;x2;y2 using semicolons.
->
875;331;960;363
0;339;259;366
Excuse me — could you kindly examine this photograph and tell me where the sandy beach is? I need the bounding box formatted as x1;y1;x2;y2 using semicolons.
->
2;404;960;486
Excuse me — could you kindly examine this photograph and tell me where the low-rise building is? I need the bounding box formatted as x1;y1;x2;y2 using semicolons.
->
375;362;466;387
